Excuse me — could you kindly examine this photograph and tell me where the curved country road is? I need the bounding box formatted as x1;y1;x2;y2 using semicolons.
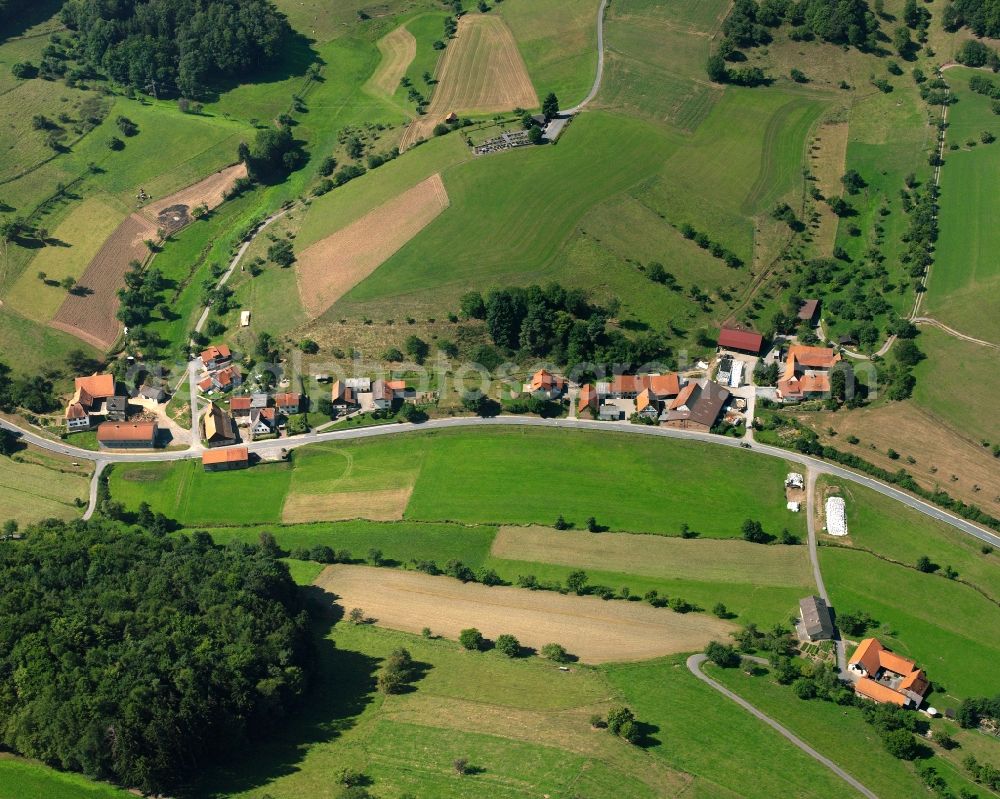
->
4;414;999;548
563;0;608;114
687;655;879;799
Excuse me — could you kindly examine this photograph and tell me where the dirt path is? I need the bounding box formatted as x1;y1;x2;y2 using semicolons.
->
913;316;999;350
315;563;735;663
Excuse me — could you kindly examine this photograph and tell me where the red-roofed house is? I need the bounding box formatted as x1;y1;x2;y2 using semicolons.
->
577;384;598;415
718;326;763;354
526;369;566;400
274;393;301;414
848;638;929;708
65;373;119;430
331;381;359;413
777;345;841;400
231;396;252;419
212;365;242;391
200;344;232;371
96;421;158;449
636;389;659;419
202;446;249;472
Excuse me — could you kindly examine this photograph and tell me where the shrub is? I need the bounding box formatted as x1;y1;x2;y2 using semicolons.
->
883;728;919;760
459;628;484;651
494;634;520;657
705;641;740;667
541;642;569;662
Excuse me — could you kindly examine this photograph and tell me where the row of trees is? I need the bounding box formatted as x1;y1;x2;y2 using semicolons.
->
59;0;290;97
0;520;314;794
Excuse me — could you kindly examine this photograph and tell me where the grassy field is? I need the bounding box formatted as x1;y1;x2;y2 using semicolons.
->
708;663;986;799
821;547;1000;703
818;476;1000;603
604;656;858;798
0;447;91;525
500;0;600;106
911;326;1000;446
110;428;804;538
0;756;133;799
927;66;1000;343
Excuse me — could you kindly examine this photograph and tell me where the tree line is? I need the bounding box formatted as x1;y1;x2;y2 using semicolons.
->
58;0;290;98
0;519;314;794
944;0;1000;38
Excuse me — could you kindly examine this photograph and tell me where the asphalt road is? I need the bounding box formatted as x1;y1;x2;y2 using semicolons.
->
4;414;998;550
687;654;878;799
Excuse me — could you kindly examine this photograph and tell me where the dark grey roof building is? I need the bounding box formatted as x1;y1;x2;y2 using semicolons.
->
799;595;835;641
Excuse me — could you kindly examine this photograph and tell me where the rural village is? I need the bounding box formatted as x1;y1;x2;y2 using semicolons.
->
1;0;999;798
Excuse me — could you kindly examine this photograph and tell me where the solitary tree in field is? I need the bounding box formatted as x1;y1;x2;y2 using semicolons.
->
348;607;366;624
566;569;588;594
542;92;559;120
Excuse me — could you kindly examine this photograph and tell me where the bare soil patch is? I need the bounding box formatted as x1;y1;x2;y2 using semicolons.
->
50;212;158;349
50;163;246;350
368;25;417;96
295;174;449;318
315;564;736;663
140;162;247;223
808;121;849;257
282;487;413;523
491;526;814;587
400;14;538;150
796;402;1000;511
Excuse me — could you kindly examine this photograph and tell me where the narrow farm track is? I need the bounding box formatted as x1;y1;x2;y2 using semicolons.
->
563;0;609;114
687;654;879;799
3;415;999;549
913;316;1000;350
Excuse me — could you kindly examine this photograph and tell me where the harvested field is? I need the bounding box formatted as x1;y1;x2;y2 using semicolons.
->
282;486;413;523
808;121;849;257
295;173;449;318
49;163;247;350
491;526;814;588
49;212;158;349
367;25;417;96
315;564;736;663
400;14;538;149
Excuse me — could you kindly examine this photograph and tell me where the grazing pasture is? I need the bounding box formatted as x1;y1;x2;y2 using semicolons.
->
491;525;814;588
927;66;1000;343
295;173;450;318
366;24;417;97
314;563;736;662
399;14;538;149
0;447;90;525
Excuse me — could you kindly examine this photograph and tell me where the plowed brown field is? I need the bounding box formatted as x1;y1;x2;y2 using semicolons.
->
295;173;449;318
315;564;735;663
50;163;246;350
400;14;538;150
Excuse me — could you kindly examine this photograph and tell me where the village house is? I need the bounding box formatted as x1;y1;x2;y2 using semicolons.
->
137;384;167;403
200;344;232;371
202;446;249;472
577;384;598;415
331;380;359;413
96;420;157;449
525;369;566;400
717;325;763;355
212;365;242;392
776;345;841;400
848;638;930;708
635;389;659;420
798;595;834;641
372;379;407;410
249;407;277;438
64;373;121;431
660;379;731;433
203;402;238;447
274;392;301;415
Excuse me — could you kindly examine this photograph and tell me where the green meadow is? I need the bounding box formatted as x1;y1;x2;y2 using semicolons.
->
928;66;1000;343
708;663;985;799
0;449;90;525
0;757;133;799
911;325;1000;445
821;547;1000;702
111;428;803;538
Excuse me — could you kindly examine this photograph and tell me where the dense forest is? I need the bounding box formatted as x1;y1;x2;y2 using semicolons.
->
59;0;290;96
944;0;1000;37
0;520;313;793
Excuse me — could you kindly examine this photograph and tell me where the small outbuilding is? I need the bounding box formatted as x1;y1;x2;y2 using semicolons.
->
718;326;763;355
202;446;250;472
797;299;820;324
